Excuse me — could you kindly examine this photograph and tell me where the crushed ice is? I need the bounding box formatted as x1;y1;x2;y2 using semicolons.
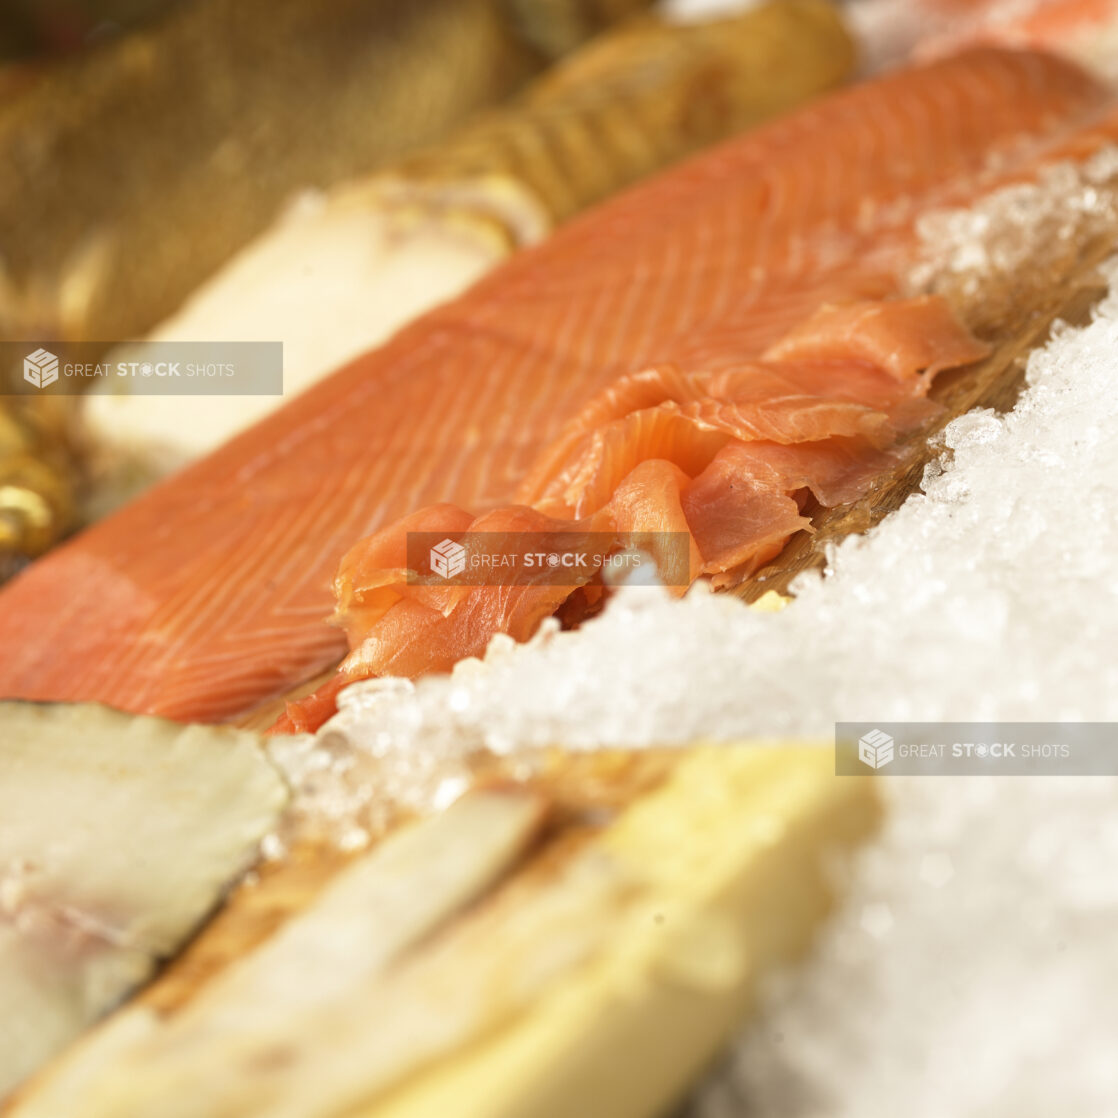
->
689;775;1118;1118
909;148;1118;332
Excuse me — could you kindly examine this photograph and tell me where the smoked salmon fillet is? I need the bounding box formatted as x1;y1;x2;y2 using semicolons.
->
0;48;1113;724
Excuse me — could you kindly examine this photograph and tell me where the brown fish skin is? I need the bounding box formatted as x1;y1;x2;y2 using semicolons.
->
0;1;195;61
502;0;657;59
356;0;856;243
0;60;41;103
0;0;650;353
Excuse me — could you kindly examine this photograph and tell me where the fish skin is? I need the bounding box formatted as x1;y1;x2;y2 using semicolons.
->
369;0;855;236
0;48;1111;723
0;0;645;354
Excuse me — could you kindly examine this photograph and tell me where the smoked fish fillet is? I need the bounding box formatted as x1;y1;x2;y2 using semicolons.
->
0;48;1112;723
81;0;854;491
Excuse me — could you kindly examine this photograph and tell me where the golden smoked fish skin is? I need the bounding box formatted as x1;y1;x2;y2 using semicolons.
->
367;0;856;240
0;49;1108;724
0;399;79;582
0;0;647;353
503;0;664;60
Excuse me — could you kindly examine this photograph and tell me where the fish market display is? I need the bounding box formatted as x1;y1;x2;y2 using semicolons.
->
0;0;645;357
0;702;287;1098
5;747;878;1118
83;0;853;488
5;5;1118;1114
0;46;1112;725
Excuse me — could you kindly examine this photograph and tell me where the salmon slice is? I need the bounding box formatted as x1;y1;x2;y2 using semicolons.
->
0;48;1112;723
680;447;815;582
516;353;948;515
522;395;895;518
278;460;704;732
761;296;993;389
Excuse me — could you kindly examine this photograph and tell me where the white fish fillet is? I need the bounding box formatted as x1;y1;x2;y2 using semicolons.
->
0;702;288;1098
83;191;506;492
7;790;546;1118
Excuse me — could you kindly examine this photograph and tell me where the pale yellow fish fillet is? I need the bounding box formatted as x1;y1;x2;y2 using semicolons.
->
6;747;878;1118
0;702;288;1099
